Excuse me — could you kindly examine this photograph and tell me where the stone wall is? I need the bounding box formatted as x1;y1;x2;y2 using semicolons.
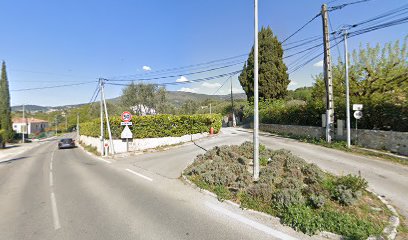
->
259;123;408;156
80;132;208;154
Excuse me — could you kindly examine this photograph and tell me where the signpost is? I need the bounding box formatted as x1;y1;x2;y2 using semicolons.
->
352;104;363;145
121;111;133;152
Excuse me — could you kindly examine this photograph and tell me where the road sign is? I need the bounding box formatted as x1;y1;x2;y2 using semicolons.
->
354;110;363;119
121;125;133;139
121;122;133;126
121;111;132;122
352;104;363;111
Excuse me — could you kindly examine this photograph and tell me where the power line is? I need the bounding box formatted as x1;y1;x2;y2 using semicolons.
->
212;75;233;95
329;0;373;11
281;13;321;43
105;70;242;87
11;81;97;92
105;61;244;82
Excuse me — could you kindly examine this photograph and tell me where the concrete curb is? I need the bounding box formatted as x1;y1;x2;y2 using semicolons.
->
181;172;399;240
366;189;400;240
77;143;112;163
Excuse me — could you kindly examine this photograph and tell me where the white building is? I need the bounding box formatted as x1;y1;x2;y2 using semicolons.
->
12;118;49;135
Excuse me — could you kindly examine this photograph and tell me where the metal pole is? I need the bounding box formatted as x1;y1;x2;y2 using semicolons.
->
101;80;115;155
355;119;358;146
231;76;236;127
344;29;351;148
126;138;129;152
77;113;79;142
22;104;25;143
253;0;260;181
100;79;104;156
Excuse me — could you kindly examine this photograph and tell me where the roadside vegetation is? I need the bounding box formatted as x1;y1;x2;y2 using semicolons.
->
184;142;392;239
79;141;100;156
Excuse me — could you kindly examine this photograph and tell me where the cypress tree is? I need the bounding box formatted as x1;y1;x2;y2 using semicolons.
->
239;26;290;100
0;61;13;148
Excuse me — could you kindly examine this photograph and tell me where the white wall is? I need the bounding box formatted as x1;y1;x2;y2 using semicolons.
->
80;132;209;154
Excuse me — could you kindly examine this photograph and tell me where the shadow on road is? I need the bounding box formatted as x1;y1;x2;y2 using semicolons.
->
0;156;29;164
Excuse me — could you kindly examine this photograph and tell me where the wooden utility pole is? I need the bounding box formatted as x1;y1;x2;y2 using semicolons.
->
321;4;334;143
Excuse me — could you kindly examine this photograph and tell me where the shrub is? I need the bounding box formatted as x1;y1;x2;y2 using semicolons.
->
308;194;326;209
80;114;222;139
273;188;305;207
279;205;324;235
332;185;361;206
336;174;368;192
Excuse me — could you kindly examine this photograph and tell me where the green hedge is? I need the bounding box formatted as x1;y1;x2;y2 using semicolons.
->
80;114;222;139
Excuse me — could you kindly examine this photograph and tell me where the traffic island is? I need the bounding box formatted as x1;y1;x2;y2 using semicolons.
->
182;141;399;240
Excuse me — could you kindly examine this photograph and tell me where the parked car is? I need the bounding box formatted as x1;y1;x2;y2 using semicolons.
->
58;138;76;149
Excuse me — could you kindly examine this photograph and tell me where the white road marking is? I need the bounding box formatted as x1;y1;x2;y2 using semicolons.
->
97;158;112;164
50;192;61;230
205;202;298;240
49;172;53;187
125;168;153;182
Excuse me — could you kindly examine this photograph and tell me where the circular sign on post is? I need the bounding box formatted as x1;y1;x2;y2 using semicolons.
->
354;110;363;119
121;111;132;122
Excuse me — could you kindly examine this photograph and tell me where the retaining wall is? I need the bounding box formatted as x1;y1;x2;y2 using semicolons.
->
259;123;408;156
80;132;208;154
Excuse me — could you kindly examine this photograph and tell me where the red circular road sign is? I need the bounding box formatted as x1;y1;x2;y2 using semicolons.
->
121;111;132;122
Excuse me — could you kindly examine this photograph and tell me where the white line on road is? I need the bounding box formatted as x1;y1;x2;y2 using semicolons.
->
49;172;53;187
125;168;153;182
205;202;298;240
50;192;61;230
97;158;112;164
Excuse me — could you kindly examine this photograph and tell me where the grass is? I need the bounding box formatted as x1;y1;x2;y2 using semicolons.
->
265;131;408;166
184;142;393;239
79;141;100;156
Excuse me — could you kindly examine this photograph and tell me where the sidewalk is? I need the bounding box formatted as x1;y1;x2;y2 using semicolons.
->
0;143;38;163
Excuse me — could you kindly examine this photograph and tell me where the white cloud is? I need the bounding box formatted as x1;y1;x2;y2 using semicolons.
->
288;81;298;86
177;87;198;93
202;82;222;88
313;60;324;67
176;76;189;82
142;66;152;71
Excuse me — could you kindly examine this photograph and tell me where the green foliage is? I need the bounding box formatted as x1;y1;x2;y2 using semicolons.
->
312;37;408;131
80;114;222;139
286;87;313;102
120;83;169;115
239;26;289;100
185;143;385;239
0;61;13;147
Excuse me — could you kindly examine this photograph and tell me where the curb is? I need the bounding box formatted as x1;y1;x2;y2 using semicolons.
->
181;172;400;240
77;143;112;163
366;189;400;240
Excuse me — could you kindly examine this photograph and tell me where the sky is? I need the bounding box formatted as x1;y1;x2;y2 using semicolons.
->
1;0;407;106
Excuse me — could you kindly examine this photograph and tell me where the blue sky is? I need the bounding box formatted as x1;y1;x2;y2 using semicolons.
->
1;0;407;106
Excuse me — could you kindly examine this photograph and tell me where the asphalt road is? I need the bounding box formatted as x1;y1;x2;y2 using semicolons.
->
0;134;310;240
120;127;408;220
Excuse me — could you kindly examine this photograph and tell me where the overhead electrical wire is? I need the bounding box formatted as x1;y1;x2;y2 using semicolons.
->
11;81;97;92
329;0;373;11
281;13;321;43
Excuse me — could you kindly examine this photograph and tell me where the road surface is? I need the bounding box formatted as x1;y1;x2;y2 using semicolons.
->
0;134;309;240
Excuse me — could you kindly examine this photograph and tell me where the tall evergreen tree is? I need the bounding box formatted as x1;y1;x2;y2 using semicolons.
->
239;26;290;100
0;61;13;148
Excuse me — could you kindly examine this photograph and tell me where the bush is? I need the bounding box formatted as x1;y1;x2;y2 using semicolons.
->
336;174;368;192
80;114;222;139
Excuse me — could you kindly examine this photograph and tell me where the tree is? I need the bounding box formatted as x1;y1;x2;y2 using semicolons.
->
120;83;167;116
311;36;408;131
239;26;290;100
0;61;13;147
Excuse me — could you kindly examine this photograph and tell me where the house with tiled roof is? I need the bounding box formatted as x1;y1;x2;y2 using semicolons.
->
12;118;49;135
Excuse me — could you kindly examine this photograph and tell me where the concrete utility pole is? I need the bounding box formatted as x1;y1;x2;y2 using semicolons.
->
253;0;260;181
343;29;351;148
100;79;115;155
321;4;335;143
22;104;25;143
231;76;236;127
99;78;104;156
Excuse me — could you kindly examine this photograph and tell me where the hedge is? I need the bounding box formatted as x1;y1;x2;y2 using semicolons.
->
80;114;222;139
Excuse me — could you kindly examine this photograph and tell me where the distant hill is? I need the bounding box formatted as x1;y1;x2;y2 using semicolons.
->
12;91;247;112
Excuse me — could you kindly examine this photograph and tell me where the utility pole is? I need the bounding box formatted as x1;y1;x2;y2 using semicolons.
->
253;0;260;181
76;113;80;142
99;78;104;156
343;29;351;148
231;76;236;127
100;79;115;155
321;4;334;143
209;103;212;114
22;104;25;143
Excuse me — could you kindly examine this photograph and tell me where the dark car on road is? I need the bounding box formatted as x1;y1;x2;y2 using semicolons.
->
58;138;76;149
